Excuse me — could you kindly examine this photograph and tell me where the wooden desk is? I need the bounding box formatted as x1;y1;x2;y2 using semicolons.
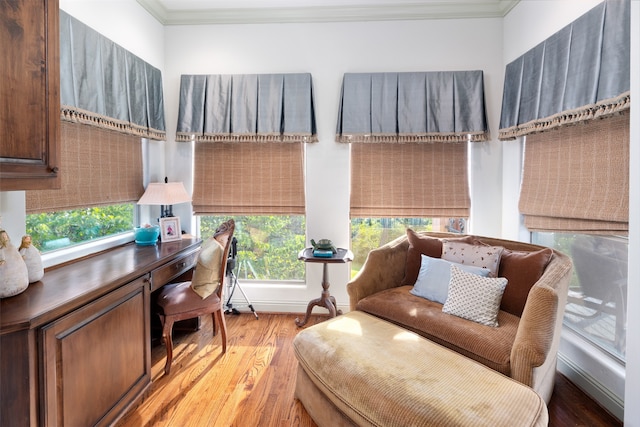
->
295;248;353;327
0;237;200;427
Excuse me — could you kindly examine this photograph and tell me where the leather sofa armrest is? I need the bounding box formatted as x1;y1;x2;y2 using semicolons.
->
347;235;410;311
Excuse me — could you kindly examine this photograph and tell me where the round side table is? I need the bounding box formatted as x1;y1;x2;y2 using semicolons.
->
295;247;353;327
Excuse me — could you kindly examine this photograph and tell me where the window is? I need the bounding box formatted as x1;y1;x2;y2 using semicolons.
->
350;217;466;276
26;203;135;252
200;215;306;281
25;123;144;264
533;232;627;361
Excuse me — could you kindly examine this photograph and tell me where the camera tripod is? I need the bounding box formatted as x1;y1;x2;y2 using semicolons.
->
224;237;258;319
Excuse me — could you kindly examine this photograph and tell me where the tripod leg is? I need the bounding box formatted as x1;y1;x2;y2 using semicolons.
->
225;274;237;314
236;281;259;319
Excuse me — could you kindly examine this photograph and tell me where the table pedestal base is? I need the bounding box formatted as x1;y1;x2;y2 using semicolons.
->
295;263;342;327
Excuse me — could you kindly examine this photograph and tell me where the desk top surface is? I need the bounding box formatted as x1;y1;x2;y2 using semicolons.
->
1;237;201;333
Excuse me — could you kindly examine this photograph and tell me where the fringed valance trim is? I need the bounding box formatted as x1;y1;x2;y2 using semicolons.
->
61;106;167;141
336;131;489;144
177;132;318;143
498;92;630;141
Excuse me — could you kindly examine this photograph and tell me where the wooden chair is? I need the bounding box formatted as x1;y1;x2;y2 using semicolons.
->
156;219;235;375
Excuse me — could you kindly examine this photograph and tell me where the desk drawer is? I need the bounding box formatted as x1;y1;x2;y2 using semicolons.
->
150;250;198;292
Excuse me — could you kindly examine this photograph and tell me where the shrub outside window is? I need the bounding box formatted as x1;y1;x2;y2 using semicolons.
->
199;215;306;281
26;203;135;252
350;218;466;276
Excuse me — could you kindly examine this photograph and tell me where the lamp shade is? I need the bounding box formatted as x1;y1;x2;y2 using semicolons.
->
137;182;191;206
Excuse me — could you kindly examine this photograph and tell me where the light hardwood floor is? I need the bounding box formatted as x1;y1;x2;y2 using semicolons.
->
116;313;621;427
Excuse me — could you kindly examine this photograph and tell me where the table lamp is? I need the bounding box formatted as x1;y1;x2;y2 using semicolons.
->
137;177;191;218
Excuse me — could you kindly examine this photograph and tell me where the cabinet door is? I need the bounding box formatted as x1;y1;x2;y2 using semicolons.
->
41;276;151;427
0;0;60;191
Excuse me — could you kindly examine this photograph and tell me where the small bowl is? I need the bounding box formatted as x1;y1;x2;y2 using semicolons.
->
134;225;160;245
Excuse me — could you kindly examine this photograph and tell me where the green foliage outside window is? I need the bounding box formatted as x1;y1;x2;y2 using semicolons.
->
26;204;135;252
200;215;306;281
350;218;434;273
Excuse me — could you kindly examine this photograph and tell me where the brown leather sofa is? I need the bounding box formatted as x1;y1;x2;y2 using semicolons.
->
347;230;573;403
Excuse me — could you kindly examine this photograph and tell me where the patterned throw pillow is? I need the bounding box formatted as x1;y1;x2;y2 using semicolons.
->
410;254;490;304
442;265;508;327
401;229;477;286
441;240;504;277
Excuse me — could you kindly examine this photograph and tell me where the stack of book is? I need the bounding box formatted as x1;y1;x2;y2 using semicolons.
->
313;249;334;258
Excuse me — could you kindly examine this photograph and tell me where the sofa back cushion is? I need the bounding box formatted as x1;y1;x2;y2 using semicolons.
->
498;248;554;316
402;229;476;286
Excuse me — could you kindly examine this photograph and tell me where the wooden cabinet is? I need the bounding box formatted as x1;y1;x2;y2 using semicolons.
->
41;276;150;427
0;238;201;426
0;0;60;191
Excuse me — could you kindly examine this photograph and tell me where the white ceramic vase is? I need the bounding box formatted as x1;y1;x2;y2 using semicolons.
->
0;230;29;298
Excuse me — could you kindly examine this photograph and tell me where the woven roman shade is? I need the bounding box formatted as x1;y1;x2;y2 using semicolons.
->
26;122;143;213
351;142;469;218
180;73;315;215
519;113;629;234
498;0;629;140
193;142;304;215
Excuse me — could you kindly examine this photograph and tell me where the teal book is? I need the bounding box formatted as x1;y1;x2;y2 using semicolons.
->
313;249;334;258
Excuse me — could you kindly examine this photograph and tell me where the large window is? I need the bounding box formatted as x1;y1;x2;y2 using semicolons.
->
26;203;135;252
350;217;466;275
533;232;627;361
200;215;306;281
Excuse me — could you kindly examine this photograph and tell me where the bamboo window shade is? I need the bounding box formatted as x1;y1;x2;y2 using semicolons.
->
338;71;483;218
350;142;470;218
26;122;143;214
193;142;304;215
519;113;629;234
179;73;316;215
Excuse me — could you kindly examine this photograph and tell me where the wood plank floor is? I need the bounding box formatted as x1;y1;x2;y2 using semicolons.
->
116;313;622;427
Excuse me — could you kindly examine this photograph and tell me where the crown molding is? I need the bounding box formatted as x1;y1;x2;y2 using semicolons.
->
136;0;520;25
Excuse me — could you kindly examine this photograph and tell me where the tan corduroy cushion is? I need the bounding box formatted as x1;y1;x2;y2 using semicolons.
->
293;311;548;427
356;286;519;375
190;237;224;299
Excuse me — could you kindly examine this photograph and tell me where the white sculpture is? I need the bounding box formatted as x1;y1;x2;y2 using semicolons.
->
19;235;44;283
0;229;30;298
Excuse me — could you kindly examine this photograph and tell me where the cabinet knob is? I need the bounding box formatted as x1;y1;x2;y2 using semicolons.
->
50;166;59;173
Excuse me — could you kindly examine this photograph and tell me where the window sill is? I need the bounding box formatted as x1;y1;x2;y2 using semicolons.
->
42;232;135;269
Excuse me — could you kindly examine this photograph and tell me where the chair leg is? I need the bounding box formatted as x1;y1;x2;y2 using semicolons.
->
212;311;218;337
161;316;176;375
214;309;227;353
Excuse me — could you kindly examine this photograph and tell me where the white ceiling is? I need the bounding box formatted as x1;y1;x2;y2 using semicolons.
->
136;0;520;25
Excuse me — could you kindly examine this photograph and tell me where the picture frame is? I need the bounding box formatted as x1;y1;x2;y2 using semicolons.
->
160;217;181;242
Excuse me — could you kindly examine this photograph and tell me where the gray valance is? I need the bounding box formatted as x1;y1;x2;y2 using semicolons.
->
59;11;166;140
335;71;489;143
176;73;317;143
498;0;630;141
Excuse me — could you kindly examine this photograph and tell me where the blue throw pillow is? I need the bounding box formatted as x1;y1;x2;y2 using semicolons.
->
410;254;490;304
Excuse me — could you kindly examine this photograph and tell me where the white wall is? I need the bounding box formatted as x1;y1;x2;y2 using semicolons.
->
626;2;640;425
162;17;504;312
503;0;636;422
